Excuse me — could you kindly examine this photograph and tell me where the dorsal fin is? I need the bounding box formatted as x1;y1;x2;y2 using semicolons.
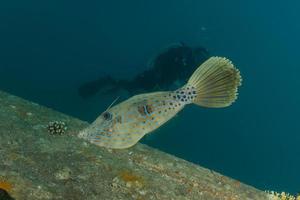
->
105;96;119;112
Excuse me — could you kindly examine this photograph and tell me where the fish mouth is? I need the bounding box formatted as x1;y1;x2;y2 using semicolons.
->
78;123;114;142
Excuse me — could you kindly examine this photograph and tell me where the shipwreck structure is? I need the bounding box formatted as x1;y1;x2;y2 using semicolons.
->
0;90;271;199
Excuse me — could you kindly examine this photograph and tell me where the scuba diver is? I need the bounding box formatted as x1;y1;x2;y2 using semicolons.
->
78;43;209;99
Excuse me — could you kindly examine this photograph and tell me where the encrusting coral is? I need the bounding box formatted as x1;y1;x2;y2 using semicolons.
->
266;191;300;200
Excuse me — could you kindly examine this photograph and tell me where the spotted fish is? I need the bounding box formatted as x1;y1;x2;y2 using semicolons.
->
78;57;242;149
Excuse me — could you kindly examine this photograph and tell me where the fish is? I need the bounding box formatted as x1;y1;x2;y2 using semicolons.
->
78;57;242;149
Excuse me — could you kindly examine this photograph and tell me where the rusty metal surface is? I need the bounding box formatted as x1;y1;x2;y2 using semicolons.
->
0;90;269;200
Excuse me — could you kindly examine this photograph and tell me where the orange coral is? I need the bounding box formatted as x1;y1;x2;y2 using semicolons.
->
120;171;143;183
0;180;13;192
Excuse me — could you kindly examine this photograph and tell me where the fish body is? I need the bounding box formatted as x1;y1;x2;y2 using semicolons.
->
79;57;242;149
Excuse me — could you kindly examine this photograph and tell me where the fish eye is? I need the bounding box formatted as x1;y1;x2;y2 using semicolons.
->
102;111;112;121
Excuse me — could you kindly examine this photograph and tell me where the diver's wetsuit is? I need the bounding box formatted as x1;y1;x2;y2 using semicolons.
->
78;43;209;98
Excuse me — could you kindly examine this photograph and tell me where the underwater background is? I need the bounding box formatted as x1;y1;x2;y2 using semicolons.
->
0;0;299;195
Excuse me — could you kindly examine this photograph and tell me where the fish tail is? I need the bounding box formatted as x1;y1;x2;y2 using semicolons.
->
187;57;242;108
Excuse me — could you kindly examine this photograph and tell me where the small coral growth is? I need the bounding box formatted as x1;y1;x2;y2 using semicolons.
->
266;191;300;200
47;121;67;135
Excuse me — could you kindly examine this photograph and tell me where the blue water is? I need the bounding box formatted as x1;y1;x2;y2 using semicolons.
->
1;0;299;194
